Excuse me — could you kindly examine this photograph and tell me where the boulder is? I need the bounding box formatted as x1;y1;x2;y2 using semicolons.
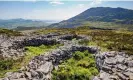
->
36;62;53;74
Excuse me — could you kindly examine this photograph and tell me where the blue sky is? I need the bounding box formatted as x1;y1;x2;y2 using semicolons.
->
0;0;133;20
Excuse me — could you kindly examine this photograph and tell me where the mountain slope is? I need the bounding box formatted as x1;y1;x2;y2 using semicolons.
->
49;7;133;28
0;18;49;29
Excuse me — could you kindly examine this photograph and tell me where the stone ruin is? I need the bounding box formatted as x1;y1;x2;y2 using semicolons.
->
0;33;133;80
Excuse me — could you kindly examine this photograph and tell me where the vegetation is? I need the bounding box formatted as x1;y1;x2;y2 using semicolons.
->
49;7;133;29
0;28;22;36
34;28;133;54
52;50;98;80
0;44;61;78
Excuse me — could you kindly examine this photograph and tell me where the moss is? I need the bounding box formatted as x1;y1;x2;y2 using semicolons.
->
0;44;62;78
52;51;98;80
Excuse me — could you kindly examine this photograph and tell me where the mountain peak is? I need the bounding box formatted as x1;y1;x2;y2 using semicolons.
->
49;7;133;28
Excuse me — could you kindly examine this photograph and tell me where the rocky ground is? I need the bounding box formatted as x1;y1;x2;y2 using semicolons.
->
0;33;133;80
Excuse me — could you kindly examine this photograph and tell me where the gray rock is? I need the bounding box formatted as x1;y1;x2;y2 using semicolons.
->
117;73;127;80
102;66;112;72
127;60;133;67
109;75;118;80
25;72;31;79
117;64;127;70
105;57;117;65
99;71;110;80
36;62;53;74
126;68;133;73
93;76;100;80
123;71;133;77
105;51;116;57
116;55;125;64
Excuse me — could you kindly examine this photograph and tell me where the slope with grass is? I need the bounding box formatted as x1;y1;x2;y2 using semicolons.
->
49;7;133;29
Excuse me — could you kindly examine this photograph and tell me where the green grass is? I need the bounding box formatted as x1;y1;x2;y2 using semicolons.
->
0;28;22;36
34;28;133;54
52;50;98;80
82;21;133;30
0;44;62;78
23;44;62;66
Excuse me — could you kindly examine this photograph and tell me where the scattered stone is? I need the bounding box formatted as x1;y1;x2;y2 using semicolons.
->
117;64;127;70
117;73;127;80
1;33;133;80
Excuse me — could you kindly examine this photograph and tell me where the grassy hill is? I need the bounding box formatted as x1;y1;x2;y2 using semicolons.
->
49;7;133;29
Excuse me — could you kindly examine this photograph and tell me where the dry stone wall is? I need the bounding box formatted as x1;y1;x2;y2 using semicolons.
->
1;33;133;80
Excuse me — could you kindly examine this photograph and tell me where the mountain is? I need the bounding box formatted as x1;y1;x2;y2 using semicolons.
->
0;18;50;29
49;7;133;29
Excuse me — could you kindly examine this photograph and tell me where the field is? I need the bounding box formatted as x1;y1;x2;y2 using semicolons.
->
34;27;133;54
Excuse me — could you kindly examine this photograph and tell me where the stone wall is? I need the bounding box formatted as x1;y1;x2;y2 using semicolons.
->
1;33;133;80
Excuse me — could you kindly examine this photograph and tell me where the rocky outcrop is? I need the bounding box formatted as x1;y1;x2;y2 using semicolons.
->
94;51;133;80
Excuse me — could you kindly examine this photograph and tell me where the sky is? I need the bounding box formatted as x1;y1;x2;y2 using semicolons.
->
0;0;133;20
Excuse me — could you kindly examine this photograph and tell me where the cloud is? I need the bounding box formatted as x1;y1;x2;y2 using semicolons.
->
78;4;85;8
90;0;102;6
49;1;64;5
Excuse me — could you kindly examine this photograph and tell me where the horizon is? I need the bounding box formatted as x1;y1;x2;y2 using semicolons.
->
0;1;133;20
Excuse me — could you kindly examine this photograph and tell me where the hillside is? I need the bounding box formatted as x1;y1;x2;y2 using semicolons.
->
0;18;49;29
49;7;133;29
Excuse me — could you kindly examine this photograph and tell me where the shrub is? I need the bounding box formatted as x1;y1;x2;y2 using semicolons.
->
52;51;98;80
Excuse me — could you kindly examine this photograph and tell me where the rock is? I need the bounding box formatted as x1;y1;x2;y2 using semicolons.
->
116;55;125;64
25;72;31;79
30;69;39;78
99;71;110;80
36;62;53;74
105;51;116;57
102;66;112;72
117;73;127;80
1;77;9;80
123;71;133;78
126;68;133;73
93;76;100;80
105;57;117;65
110;75;118;80
12;78;27;80
127;60;133;67
117;64;127;70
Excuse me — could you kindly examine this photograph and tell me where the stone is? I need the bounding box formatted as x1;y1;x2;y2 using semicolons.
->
99;71;110;80
36;62;53;74
30;69;39;77
105;51;116;57
109;75;118;80
93;76;100;80
116;55;125;64
123;71;133;77
102;66;112;72
117;73;127;80
105;57;117;65
126;68;133;73
117;64;127;70
25;72;31;79
127;60;133;67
